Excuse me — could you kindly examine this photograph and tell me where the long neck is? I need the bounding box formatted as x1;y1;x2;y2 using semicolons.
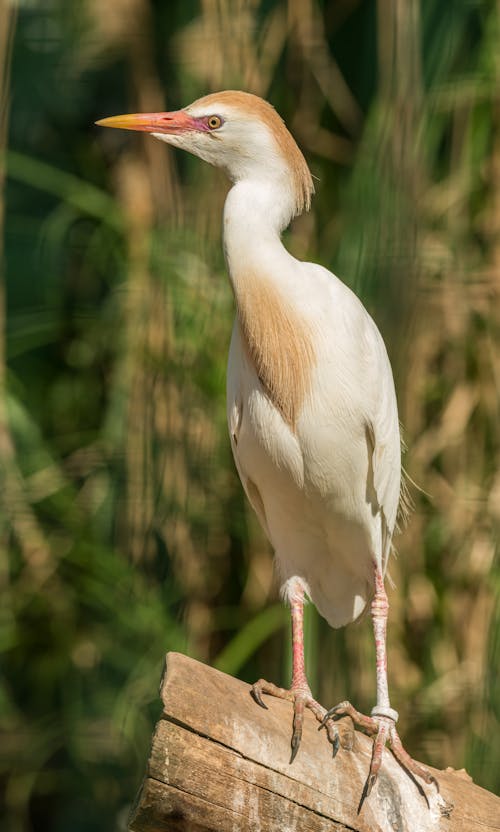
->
223;179;315;431
223;179;297;288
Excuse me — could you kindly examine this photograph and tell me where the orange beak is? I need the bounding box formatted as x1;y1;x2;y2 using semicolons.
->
95;110;200;134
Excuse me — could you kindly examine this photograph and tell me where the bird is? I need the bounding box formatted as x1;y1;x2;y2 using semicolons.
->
97;91;437;798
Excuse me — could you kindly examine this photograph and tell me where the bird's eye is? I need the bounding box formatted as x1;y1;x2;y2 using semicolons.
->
207;115;223;130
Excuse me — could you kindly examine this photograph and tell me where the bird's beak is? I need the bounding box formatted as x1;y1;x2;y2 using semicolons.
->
95;110;199;134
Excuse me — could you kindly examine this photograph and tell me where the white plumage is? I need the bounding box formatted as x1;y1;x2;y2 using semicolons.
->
97;90;437;798
227;255;400;629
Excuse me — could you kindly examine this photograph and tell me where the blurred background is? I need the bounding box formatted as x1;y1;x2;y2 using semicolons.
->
1;0;499;828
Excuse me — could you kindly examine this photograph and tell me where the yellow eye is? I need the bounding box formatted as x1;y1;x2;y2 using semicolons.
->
207;115;222;130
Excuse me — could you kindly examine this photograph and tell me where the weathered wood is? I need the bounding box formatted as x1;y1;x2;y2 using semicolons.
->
129;652;500;832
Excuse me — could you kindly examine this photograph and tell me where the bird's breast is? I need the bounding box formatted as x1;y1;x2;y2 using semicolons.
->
231;270;316;431
227;319;307;488
227;302;383;524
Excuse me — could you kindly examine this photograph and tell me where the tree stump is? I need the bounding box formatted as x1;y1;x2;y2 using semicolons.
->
129;652;500;832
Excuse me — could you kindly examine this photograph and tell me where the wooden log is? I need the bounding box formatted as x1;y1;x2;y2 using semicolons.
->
129;652;500;832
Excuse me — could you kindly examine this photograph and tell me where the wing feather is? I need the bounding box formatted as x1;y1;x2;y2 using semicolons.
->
365;329;402;570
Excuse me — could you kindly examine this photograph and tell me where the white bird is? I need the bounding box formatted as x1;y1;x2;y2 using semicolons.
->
97;91;437;797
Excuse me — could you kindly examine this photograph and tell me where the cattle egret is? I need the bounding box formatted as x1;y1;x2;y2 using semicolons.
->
97;91;437;797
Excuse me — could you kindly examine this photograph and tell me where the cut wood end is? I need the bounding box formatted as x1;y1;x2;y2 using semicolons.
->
129;652;500;832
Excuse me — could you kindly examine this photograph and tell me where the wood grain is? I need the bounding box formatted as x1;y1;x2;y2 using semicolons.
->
128;652;500;832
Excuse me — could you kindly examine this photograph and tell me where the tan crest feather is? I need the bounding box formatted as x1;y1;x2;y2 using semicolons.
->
189;90;314;216
235;273;316;429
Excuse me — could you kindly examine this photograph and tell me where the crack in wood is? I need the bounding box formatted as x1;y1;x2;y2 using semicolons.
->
128;653;500;832
154;717;359;830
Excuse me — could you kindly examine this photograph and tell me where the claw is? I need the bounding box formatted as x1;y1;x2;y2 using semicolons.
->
251;684;268;709
319;704;356;753
250;677;342;762
318;710;336;726
321;700;350;723
366;720;388;793
319;711;334;729
290;696;305;762
324;699;439;801
389;728;439;790
366;773;377;798
290;732;300;763
316;710;342;755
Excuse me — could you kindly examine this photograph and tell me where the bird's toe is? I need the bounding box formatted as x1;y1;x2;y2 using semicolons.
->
388;727;439;790
250;679;349;762
322;700;378;736
320;700;439;802
251;678;294;709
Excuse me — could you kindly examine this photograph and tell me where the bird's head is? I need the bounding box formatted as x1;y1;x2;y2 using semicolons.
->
97;90;314;219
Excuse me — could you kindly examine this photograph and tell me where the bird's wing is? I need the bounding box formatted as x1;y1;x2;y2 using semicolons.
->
365;326;401;568
302;263;402;553
227;332;276;540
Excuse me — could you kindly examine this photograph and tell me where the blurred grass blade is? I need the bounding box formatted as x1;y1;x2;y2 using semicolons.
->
213;604;288;676
6;150;123;230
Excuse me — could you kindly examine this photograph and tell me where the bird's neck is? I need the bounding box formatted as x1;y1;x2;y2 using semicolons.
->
223;180;315;430
223;179;296;287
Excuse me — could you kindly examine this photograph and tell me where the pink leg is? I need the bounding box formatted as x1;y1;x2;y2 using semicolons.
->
252;580;349;761
290;584;308;691
371;568;393;715
321;566;438;797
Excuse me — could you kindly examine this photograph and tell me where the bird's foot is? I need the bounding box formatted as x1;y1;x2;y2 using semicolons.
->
251;679;354;763
320;701;439;798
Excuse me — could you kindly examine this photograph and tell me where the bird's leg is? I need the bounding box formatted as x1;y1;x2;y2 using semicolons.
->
320;566;438;797
252;580;346;762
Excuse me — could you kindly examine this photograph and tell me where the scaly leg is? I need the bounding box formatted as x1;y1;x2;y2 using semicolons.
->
320;567;438;796
252;579;350;761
